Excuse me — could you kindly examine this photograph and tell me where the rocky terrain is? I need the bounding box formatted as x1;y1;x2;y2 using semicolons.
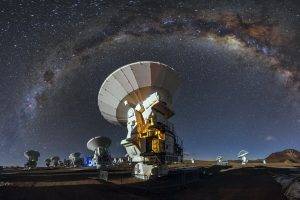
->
1;151;300;200
2;162;299;200
266;149;300;163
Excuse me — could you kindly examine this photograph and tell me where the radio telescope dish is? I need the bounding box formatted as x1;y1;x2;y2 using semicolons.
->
237;150;249;158
216;156;223;160
24;150;40;169
237;150;249;165
87;136;112;169
51;156;60;161
98;61;183;179
87;136;111;151
69;152;83;167
24;150;40;161
216;156;223;163
45;158;51;167
69;152;81;158
98;61;180;125
51;156;60;167
216;155;228;166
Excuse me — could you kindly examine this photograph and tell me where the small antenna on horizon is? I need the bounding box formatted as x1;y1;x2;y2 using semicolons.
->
216;156;223;165
69;152;83;168
87;136;112;169
50;156;60;167
24;150;40;169
237;150;249;165
45;158;51;167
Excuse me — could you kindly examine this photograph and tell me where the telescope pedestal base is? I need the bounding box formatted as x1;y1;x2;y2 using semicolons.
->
134;163;168;180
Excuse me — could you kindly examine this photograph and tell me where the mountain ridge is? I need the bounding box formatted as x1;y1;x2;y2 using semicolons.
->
266;149;300;163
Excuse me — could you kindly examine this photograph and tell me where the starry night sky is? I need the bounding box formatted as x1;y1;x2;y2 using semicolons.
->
0;0;299;166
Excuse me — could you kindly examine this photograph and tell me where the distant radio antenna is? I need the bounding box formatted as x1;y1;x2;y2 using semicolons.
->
50;156;60;167
216;155;228;166
63;159;71;167
87;136;112;169
24;150;40;169
237;150;249;165
45;158;51;167
69;152;83;168
216;156;223;165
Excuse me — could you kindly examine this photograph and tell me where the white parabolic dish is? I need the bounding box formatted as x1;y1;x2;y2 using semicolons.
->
216;156;223;160
87;136;111;151
237;150;249;158
98;61;181;126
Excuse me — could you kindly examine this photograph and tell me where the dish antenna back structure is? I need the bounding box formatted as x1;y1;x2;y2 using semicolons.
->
45;158;51;167
69;152;83;167
237;150;249;165
51;156;60;167
24;150;40;169
98;61;183;179
87;136;112;169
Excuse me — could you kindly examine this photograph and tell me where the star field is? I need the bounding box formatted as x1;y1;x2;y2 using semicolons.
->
0;0;299;166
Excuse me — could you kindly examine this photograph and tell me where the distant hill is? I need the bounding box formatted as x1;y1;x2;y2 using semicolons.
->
266;149;300;163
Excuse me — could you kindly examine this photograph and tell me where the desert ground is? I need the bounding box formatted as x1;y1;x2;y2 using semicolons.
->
1;161;299;200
